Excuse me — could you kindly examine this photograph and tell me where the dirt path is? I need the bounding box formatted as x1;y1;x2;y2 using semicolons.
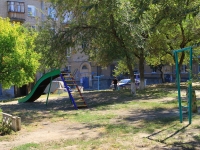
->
0;97;104;150
0;90;200;150
1;120;101;149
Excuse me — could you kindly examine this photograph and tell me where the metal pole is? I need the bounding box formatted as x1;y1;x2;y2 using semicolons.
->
94;76;100;90
174;52;183;123
98;76;100;90
188;47;193;124
46;76;53;106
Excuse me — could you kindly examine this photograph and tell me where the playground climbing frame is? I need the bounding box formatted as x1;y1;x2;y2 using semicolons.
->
173;46;193;124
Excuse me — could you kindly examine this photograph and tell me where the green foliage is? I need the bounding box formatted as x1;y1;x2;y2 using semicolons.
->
113;59;138;77
0;122;12;136
113;60;129;77
34;21;73;71
46;0;200;90
61;111;115;124
12;143;39;150
0;108;12;135
46;0;156;92
49;0;144;68
146;0;200;67
0;18;40;89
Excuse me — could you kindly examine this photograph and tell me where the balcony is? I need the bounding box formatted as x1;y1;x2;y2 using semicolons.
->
7;1;25;23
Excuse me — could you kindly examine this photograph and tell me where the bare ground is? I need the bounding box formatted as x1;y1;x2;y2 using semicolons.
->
0;89;200;150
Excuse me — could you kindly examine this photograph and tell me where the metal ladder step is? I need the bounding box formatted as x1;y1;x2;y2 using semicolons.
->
60;72;87;110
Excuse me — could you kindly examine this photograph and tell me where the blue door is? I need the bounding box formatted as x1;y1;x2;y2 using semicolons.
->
82;77;89;89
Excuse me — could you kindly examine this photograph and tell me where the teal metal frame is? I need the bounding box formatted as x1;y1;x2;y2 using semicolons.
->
173;46;193;124
46;76;53;106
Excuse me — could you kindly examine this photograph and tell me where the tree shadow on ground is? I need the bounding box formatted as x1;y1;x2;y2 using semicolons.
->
124;109;179;122
146;123;200;149
0;97;75;125
83;89;175;109
1;89;200;149
0;89;177;126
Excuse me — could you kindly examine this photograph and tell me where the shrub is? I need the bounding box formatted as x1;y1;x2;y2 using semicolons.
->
0;109;12;135
0;121;12;135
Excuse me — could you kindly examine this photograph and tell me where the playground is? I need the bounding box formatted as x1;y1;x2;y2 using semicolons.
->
1;83;200;150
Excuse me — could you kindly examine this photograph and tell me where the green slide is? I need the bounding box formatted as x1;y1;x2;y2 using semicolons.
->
18;69;61;103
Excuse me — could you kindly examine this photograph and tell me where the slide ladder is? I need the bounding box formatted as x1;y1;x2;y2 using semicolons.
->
60;73;87;109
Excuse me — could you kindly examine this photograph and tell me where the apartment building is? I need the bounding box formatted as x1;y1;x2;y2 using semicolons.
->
1;0;41;25
1;1;198;96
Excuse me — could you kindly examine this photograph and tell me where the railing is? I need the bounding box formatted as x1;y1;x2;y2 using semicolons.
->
2;112;21;131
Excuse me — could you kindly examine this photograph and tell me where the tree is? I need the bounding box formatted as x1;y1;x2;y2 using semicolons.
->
46;0;200;94
113;60;135;77
0;18;40;89
34;20;74;72
145;32;175;83
146;0;200;75
47;0;155;94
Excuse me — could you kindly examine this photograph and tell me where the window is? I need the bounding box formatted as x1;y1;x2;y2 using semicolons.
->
8;2;14;12
97;66;102;76
63;11;72;23
15;2;20;12
82;65;88;69
7;1;25;13
65;66;71;73
28;5;36;17
20;2;25;12
48;7;57;20
66;47;71;57
152;67;157;73
181;65;187;73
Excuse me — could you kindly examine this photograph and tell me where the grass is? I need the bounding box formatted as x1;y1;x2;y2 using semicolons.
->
12;143;39;150
1;83;200;149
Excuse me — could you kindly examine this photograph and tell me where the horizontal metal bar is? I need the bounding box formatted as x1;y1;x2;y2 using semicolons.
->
173;42;200;54
173;46;192;53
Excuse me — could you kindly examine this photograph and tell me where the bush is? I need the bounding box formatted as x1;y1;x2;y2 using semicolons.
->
0;109;12;135
0;121;12;135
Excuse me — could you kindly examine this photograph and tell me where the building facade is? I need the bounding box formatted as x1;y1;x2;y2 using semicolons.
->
0;0;199;97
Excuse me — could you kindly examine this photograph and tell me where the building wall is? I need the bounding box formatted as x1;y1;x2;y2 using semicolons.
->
24;0;43;26
0;0;51;26
1;0;199;91
0;1;7;18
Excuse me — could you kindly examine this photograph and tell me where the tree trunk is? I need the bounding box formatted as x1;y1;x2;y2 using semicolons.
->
14;86;20;98
127;61;136;95
139;50;145;90
14;85;27;98
178;51;185;80
130;82;136;95
14;75;36;98
158;69;164;83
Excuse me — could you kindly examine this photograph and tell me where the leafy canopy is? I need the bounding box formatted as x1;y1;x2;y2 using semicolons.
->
0;18;40;89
